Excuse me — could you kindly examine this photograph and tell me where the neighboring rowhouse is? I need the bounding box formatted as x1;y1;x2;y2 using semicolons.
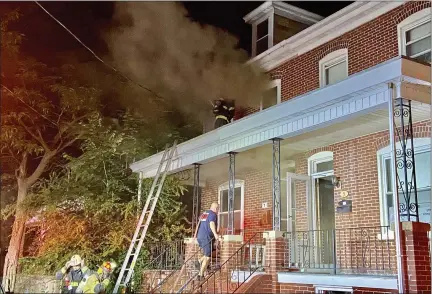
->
131;1;431;293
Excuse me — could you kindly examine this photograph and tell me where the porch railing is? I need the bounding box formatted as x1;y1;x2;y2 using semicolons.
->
144;240;185;270
283;226;397;276
196;232;266;294
140;240;185;293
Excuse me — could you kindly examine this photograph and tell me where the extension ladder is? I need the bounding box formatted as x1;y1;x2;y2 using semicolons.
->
113;142;177;293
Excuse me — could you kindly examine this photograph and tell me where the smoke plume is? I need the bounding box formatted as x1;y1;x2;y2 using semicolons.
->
105;2;269;119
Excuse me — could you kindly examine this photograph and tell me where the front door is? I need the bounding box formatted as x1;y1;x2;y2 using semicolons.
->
315;177;336;267
286;172;312;267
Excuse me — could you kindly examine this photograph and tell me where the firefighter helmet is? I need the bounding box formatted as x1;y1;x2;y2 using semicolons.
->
69;255;82;267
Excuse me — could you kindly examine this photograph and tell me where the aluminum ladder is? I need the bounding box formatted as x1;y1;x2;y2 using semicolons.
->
113;141;177;293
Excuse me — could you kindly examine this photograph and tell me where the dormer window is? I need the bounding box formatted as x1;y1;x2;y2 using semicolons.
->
256;18;271;55
245;1;323;58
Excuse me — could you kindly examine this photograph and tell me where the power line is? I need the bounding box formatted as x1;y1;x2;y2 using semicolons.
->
34;1;165;102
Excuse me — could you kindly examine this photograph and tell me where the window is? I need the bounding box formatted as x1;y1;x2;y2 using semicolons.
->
261;79;281;110
252;14;274;57
319;49;348;87
378;138;431;227
218;180;244;234
308;151;334;177
398;8;431;63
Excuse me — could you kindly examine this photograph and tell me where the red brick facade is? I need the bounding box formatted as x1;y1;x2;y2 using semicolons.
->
196;2;431;293
243;1;431;116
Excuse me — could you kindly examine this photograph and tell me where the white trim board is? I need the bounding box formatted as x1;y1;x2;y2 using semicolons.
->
130;58;428;177
248;1;406;71
277;273;398;290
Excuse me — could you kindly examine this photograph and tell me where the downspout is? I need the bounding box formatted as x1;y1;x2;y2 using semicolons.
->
388;82;404;293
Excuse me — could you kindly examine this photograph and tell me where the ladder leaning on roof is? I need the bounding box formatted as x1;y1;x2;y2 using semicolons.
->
113;141;177;294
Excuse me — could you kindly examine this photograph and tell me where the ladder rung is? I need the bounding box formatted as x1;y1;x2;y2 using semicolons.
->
114;141;177;294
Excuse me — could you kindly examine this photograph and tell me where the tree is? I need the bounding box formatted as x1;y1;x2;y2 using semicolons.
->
19;114;190;281
1;12;101;291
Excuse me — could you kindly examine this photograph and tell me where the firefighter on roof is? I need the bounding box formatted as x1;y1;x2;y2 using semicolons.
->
213;98;235;129
56;255;90;294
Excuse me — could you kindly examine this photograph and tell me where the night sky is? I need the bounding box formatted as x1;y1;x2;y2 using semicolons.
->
2;1;353;65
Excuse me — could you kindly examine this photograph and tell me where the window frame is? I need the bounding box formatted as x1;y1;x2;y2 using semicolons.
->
397;8;431;62
251;12;274;57
315;285;353;294
260;79;282;111
377;138;431;230
217;179;245;234
319;49;348;87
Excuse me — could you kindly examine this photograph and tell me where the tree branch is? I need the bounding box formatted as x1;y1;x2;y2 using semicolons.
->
53;114;89;145
56;135;82;153
25;151;55;186
2;85;58;127
17;119;51;152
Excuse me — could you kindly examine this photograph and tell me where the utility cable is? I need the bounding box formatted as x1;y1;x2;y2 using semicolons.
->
34;1;165;101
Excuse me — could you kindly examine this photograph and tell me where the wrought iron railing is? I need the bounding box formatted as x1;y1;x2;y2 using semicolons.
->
283;226;397;276
144;240;185;270
195;233;266;294
149;238;219;293
140;240;185;292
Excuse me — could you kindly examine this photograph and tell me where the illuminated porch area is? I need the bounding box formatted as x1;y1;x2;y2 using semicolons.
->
131;56;431;292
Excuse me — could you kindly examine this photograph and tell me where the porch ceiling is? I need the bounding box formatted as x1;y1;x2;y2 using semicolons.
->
197;101;429;182
130;57;430;179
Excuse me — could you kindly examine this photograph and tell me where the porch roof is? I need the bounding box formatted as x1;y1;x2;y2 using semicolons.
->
130;57;430;178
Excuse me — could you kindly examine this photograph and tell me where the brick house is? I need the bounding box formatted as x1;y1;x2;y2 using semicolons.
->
130;1;431;293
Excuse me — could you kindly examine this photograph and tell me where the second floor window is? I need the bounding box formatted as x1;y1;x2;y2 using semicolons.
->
398;8;431;64
319;49;348;87
261;79;281;110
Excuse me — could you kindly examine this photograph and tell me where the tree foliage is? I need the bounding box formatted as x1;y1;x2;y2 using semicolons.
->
1;9;201;288
18;113;191;279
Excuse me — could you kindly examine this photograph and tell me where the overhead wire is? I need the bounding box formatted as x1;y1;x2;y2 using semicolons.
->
34;1;165;102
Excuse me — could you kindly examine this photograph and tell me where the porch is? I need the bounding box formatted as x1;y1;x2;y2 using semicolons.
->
132;56;431;293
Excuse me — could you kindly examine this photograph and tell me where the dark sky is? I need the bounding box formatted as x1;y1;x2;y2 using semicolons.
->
3;1;352;65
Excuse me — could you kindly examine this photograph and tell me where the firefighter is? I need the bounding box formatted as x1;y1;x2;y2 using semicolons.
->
56;255;90;294
76;261;117;294
213;98;230;129
226;100;235;122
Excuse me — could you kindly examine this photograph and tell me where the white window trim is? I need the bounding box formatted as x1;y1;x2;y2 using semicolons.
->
251;10;274;57
308;151;334;178
377;138;431;238
319;49;348;87
217;180;245;234
315;285;353;294
397;8;431;59
260;79;281;111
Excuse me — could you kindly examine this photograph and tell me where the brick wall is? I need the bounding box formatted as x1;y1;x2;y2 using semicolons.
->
243;1;431;116
201;169;273;240
279;283;315;293
201;120;430;238
294;120;430;231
